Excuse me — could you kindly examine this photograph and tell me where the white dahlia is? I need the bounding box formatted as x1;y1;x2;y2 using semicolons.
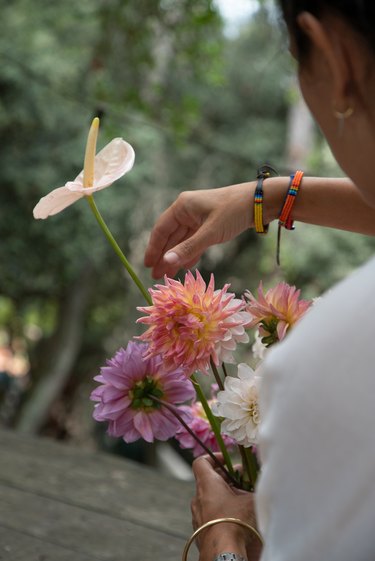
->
214;363;261;446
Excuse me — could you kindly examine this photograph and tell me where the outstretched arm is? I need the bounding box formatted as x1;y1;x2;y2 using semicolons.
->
144;176;375;278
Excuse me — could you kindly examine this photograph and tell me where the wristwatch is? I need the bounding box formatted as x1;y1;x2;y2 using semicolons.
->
213;554;247;561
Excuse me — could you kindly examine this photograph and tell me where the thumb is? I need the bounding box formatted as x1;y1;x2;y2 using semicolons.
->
163;225;215;268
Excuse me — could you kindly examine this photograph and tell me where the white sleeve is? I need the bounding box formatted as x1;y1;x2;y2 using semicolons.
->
255;257;375;561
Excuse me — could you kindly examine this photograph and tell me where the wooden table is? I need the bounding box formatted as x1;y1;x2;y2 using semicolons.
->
0;429;198;561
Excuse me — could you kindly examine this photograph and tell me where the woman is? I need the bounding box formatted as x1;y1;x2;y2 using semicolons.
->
145;2;375;560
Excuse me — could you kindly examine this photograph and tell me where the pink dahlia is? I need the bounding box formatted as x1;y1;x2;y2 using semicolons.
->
244;281;312;345
137;270;251;376
90;341;195;443
175;399;235;457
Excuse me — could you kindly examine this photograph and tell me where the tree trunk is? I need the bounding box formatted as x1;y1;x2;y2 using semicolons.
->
16;264;94;434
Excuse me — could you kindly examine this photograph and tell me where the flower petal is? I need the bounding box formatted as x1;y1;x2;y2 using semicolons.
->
33;186;83;219
67;138;135;193
133;412;154;442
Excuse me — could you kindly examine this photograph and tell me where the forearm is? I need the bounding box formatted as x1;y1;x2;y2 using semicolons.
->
261;176;375;235
145;175;374;278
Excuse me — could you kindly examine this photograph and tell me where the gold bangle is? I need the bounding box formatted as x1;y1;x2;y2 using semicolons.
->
181;517;263;561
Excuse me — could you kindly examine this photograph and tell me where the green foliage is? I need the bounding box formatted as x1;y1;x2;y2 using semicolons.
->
0;0;97;301
92;0;222;134
0;0;221;303
0;0;228;419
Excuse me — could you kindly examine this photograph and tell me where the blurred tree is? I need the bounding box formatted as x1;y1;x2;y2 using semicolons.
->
158;5;293;292
0;0;100;430
0;0;225;435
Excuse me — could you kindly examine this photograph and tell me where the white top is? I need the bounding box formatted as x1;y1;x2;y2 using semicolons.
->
256;255;375;561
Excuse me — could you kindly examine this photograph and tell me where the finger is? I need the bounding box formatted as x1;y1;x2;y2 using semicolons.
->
181;238;204;269
151;258;182;280
196;453;224;466
153;254;202;280
191;496;198;518
144;190;202;269
144;208;180;268
150;229;197;279
163;222;217;270
162;225;192;255
192;454;226;485
184;255;203;269
192;455;236;493
151;241;203;279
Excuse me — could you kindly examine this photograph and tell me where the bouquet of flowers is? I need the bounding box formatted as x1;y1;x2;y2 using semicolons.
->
33;118;312;490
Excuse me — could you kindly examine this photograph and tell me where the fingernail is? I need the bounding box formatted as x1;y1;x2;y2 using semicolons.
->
164;251;179;265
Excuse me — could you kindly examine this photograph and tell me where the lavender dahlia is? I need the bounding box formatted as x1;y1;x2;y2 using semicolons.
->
90;341;195;443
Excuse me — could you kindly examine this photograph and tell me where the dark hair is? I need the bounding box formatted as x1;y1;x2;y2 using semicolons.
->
278;1;375;57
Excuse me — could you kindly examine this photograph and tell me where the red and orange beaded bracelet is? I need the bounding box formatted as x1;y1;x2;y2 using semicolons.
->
253;166;303;265
278;170;304;229
276;170;304;265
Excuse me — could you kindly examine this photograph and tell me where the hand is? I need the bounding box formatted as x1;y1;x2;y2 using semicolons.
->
191;455;262;561
144;182;254;279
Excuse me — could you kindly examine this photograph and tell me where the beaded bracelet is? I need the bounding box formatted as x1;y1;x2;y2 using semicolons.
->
254;164;278;234
181;517;263;561
278;170;304;229
276;170;304;265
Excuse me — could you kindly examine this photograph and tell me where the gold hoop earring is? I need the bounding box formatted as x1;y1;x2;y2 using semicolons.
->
333;106;354;119
333;105;354;136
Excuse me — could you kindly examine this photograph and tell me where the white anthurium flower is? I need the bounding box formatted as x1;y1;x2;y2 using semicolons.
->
32;118;151;305
33;119;135;219
213;363;261;447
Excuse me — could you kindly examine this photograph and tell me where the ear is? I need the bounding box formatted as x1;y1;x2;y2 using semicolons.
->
297;11;352;111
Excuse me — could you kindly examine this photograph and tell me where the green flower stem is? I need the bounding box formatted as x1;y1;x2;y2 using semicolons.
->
150;395;240;488
87;195;151;305
238;445;252;487
210;358;224;391
239;445;258;490
222;363;228;379
191;374;235;478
